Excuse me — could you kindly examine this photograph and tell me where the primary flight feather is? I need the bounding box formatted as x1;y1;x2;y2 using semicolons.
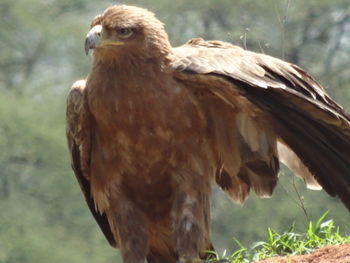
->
66;5;350;263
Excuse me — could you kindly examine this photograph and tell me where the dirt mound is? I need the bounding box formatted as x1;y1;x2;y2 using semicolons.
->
252;243;350;263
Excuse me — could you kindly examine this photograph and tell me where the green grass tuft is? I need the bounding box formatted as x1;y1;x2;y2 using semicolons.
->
208;212;350;263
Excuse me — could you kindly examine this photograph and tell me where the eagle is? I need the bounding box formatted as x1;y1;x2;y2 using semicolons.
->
66;5;350;263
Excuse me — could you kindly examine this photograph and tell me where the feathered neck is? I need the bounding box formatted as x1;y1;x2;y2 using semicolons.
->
92;52;172;76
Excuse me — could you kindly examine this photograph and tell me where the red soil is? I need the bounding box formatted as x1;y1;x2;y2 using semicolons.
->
252;243;350;263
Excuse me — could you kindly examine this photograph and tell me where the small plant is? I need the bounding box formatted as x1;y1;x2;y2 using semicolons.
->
207;239;249;263
213;212;350;263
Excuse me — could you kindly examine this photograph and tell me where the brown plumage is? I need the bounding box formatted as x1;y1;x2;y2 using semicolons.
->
66;5;350;263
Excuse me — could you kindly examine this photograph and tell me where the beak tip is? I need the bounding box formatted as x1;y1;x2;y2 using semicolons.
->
84;39;90;56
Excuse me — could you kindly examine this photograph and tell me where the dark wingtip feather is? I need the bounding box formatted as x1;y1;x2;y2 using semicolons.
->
71;143;118;248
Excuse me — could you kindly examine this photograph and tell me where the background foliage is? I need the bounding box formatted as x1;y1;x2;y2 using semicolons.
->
0;1;349;262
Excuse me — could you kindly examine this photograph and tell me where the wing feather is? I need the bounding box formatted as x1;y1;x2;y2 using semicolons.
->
66;80;117;247
172;38;350;210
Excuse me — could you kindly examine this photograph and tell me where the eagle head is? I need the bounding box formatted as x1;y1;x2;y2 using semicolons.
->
84;5;172;62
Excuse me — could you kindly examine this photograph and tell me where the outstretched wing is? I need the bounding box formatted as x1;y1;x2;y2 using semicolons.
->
171;38;350;210
66;80;117;247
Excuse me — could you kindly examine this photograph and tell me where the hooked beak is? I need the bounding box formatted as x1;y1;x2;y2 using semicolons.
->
85;25;102;55
84;25;125;55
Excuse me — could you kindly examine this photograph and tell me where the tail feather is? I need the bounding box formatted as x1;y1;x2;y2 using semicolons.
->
277;141;321;190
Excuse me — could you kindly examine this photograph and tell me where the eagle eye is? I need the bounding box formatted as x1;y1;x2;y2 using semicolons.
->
117;28;133;38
